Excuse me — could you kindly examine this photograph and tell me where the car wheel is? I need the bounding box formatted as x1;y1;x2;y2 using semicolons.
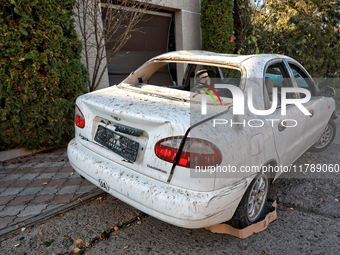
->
227;173;269;229
308;119;336;152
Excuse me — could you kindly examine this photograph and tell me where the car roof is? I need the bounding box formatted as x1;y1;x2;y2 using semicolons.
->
152;50;291;66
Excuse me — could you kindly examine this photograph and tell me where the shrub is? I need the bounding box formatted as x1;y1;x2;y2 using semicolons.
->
0;0;89;150
201;0;235;53
233;0;340;78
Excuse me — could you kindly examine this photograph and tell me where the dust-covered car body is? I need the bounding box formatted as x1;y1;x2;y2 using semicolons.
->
67;51;336;228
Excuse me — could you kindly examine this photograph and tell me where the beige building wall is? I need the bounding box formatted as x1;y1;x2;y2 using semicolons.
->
74;1;109;91
75;0;201;90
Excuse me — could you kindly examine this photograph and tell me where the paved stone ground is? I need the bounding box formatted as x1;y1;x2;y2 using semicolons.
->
0;148;102;233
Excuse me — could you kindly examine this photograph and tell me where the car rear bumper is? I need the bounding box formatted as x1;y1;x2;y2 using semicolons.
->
67;138;247;229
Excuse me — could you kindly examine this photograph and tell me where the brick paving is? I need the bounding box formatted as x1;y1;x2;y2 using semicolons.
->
0;148;102;232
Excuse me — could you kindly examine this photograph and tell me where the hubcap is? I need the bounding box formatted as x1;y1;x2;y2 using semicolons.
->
247;175;268;222
314;124;333;149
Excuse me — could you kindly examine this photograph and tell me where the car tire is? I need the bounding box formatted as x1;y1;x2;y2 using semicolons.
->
227;173;269;229
308;119;336;152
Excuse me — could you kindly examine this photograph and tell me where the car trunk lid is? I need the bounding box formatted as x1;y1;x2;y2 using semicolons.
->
76;85;191;183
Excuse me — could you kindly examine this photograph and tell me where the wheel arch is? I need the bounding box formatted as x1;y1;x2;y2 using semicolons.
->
262;159;278;184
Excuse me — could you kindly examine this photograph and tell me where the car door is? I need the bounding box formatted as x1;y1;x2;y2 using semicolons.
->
264;59;307;167
285;61;327;151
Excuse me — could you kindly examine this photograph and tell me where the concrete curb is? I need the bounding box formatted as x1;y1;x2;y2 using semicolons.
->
0;190;105;238
0;147;55;162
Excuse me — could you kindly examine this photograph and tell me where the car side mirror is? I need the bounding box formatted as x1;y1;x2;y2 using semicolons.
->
320;86;335;97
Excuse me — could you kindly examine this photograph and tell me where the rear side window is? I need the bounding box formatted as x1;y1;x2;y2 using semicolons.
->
265;66;285;87
264;62;294;109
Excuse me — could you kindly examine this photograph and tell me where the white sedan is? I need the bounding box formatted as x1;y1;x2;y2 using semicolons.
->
68;51;337;229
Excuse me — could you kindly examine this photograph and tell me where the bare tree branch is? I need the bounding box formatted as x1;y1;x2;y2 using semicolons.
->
75;0;156;91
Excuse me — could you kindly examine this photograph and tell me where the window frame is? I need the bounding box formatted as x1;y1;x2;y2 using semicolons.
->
284;60;318;97
263;59;295;111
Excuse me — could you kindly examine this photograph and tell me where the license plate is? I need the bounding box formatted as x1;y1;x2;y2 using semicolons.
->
94;125;139;162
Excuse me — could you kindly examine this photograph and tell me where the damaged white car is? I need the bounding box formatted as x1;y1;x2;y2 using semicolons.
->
68;51;337;229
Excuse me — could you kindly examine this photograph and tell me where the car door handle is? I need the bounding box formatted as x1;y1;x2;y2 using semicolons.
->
309;110;314;117
278;121;286;132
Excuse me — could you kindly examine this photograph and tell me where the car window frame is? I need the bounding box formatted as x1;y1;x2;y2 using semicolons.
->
263;58;295;111
182;64;197;87
284;60;318;98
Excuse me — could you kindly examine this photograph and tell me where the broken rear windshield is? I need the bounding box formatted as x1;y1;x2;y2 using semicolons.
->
147;62;242;94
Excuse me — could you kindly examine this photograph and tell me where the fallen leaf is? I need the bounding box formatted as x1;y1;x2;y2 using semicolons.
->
14;243;20;247
16;225;20;229
76;239;82;244
123;246;129;250
43;182;48;185
70;172;74;176
320;200;325;203
74;247;81;253
137;221;141;225
55;185;59;189
114;226;119;231
38;231;43;235
335;199;339;202
85;242;91;247
21;227;26;232
290;208;294;211
335;215;339;218
43;240;55;247
99;231;109;239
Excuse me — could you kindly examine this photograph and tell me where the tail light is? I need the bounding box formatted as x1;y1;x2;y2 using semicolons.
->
154;136;222;168
75;105;85;128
